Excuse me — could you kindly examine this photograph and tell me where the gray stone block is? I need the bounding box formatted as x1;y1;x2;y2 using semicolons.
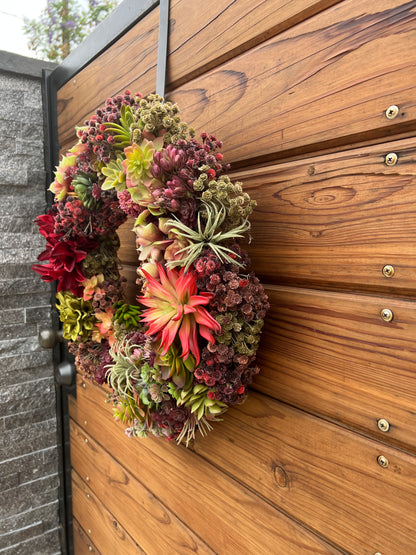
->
0;278;50;297
0;264;38;280
3;404;56;431
15;138;44;158
0;363;53;389
0;292;52;310
24;305;53;324
0;217;34;234
0;526;60;554
0;323;38;341
0;377;53;405
0;309;25;325
0;351;52;373
0;474;59;519
0;196;46;217
0;168;28;187
0;500;59;540
0;424;57;461
0;336;42;357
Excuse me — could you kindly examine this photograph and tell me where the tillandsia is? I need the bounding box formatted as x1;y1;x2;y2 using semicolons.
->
32;90;269;446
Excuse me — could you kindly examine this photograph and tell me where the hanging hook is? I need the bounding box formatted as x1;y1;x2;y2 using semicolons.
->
156;0;170;98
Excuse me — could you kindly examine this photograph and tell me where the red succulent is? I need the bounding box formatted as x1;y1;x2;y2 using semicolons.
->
32;212;97;296
139;263;221;365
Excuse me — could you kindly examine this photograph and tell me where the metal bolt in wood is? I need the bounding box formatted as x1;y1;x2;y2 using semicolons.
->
377;418;390;432
385;105;399;119
380;308;393;322
377;455;389;468
385;152;398;166
382;264;394;278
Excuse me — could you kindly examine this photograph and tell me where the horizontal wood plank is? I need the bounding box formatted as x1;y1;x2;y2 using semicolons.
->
256;285;416;453
192;392;416;554
57;0;342;152
69;378;343;555
73;518;100;555
70;419;215;554
117;219;137;267
72;470;144;554
116;137;416;294
169;0;416;164
239;136;416;292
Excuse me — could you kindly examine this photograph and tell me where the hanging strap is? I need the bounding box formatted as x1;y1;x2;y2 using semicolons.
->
156;0;170;98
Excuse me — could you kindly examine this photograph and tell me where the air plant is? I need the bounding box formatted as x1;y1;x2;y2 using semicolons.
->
166;202;251;270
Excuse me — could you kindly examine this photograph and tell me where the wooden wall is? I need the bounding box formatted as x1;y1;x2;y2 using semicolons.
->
60;0;416;552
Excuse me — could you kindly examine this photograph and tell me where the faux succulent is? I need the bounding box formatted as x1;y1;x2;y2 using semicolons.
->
32;90;269;446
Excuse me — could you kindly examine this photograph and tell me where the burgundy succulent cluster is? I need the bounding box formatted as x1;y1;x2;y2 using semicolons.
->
69;339;112;384
78;90;142;163
149;399;190;440
53;193;127;239
90;277;125;312
147;134;230;221
193;248;270;404
117;189;145;219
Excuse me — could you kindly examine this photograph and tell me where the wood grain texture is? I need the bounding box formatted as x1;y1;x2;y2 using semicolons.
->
256;286;416;453
57;0;342;152
57;6;160;151
238;136;416;292
73;518;100;555
69;377;343;555
192;392;416;554
72;469;145;554
116;137;416;295
169;0;416;164
70;419;215;554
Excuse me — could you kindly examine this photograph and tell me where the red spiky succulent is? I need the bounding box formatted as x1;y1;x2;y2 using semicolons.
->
139;263;221;365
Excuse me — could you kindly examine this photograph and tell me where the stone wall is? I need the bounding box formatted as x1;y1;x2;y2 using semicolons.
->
0;51;61;554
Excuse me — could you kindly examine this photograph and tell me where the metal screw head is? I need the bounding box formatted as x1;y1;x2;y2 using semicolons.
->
380;308;393;322
377;455;389;468
88;547;93;552
86;476;90;481
385;105;399;119
82;382;86;389
377;418;390;432
385;152;398;166
382;264;395;278
85;438;88;444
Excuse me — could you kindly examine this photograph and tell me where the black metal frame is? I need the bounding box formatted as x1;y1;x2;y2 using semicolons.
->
41;0;167;552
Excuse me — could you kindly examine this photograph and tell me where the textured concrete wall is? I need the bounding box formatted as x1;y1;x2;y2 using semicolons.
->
0;53;61;554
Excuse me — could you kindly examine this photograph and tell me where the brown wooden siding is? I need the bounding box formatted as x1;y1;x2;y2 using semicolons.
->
62;0;416;552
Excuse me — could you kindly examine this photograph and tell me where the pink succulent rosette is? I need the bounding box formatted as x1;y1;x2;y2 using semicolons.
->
33;92;269;445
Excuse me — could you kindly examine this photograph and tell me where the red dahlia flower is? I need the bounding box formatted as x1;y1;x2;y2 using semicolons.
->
139;263;221;365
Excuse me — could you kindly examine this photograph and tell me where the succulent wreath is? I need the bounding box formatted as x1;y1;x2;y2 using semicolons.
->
33;91;269;446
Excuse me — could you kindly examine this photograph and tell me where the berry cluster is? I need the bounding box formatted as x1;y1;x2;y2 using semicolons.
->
193;249;269;404
78;91;142;163
54;194;126;239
